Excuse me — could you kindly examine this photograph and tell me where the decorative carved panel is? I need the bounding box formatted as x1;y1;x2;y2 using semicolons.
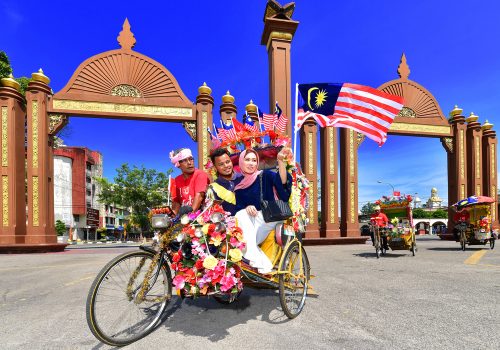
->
32;101;39;168
2;176;8;226
1;107;7;167
183;121;197;141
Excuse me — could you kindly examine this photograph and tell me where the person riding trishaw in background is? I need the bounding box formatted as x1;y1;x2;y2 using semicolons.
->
233;147;293;274
206;147;242;215
452;206;470;240
370;205;389;250
169;148;210;215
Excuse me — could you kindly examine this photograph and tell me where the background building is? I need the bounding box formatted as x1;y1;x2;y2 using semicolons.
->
53;146;103;240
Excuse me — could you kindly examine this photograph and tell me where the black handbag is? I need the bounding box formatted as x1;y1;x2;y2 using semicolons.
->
260;173;293;223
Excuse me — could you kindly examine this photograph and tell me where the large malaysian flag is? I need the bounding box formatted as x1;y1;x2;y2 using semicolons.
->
296;83;404;145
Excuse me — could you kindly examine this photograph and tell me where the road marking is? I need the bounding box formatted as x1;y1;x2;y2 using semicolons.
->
464;250;487;265
64;276;93;287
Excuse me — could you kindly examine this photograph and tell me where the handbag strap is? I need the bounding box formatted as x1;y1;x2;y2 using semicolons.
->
259;172;263;202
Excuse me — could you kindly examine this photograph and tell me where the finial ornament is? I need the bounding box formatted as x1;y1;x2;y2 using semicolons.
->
245;99;257;113
31;68;50;85
222;90;235;104
1;73;21;91
482;120;493;131
449;105;463;118
117;18;136;50
397;53;410;79
466;112;479;123
198;82;212;96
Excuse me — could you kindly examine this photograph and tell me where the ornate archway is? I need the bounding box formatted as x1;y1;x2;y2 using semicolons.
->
1;19;215;251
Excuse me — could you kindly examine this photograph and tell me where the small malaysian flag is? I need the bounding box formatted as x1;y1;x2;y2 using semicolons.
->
296;83;404;145
258;107;276;131
217;121;229;142
274;103;288;134
243;113;259;133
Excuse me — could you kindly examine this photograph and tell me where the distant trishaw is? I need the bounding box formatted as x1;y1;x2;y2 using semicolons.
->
372;194;416;257
452;196;497;251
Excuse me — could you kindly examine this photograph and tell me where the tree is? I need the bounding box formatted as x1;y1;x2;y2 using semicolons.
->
0;51;12;80
361;202;376;215
55;220;67;236
95;164;172;233
432;209;448;219
412;208;431;219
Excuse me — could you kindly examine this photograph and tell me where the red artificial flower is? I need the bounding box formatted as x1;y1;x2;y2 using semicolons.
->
172;250;183;263
194;259;204;270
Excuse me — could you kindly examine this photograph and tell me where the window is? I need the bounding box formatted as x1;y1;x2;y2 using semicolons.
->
73;215;79;222
87;202;91;208
86;190;91;196
86;163;92;171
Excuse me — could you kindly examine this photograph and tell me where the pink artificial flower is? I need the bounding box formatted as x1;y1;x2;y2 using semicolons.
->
230;236;245;250
220;275;236;292
172;275;186;290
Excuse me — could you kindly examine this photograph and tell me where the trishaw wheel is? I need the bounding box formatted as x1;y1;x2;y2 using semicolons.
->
279;241;310;319
490;239;495;250
86;250;172;347
460;232;466;251
374;235;380;259
411;243;416;256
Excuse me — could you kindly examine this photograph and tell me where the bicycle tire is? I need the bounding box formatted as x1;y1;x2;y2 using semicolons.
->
279;241;310;319
86;250;172;346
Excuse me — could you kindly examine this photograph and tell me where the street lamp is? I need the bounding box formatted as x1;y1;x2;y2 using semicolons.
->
377;180;395;194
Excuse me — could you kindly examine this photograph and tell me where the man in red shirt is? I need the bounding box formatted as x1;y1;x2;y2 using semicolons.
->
370;205;389;249
169;148;210;215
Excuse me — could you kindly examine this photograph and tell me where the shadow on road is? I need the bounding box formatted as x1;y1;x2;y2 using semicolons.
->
156;288;292;341
352;252;407;259
427;247;487;251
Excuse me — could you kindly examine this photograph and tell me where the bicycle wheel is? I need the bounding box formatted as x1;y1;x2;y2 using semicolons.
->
279;241;310;319
86;250;172;346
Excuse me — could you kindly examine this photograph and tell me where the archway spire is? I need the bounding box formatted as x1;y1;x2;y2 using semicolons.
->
117;18;136;50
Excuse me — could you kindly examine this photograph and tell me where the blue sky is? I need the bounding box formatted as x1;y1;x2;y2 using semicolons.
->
2;0;500;208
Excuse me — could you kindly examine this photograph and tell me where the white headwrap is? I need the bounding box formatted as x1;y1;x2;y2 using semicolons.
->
169;148;193;167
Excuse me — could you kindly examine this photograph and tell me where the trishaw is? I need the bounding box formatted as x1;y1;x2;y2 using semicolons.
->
85;146;311;347
371;194;416;257
452;196;496;251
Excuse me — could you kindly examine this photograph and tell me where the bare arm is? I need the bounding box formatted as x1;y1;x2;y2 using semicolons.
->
172;201;180;215
277;147;292;184
191;192;206;212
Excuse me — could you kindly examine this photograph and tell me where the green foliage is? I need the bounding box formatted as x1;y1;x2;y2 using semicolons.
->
95;164;172;232
432;209;448;219
15;76;31;96
361;202;376;215
55;220;67;236
0;51;12;80
412;208;431;219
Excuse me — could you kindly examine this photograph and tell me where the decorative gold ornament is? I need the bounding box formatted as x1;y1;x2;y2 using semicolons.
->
2;176;8;226
245;100;257;114
222;91;235;104
459;130;465;179
32;101;39;168
1;74;21;91
441;137;453;153
52;99;193;117
2;107;7;167
482;120;493;131
460;184;465;200
201;112;208;164
397;106;416;118
466;112;479;123
31;68;50;85
449;105;463;118
350;182;355;223
349;130;354;175
390;122;451;135
308;185;314;224
32;176;39;226
475;136;480;179
48;114;67;135
329;185;335;224
328;127;335;174
198;82;212;96
182;121;197;141
307;133;314;175
111;84;141;97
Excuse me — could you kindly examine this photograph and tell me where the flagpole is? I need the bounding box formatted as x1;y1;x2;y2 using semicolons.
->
293;82;298;163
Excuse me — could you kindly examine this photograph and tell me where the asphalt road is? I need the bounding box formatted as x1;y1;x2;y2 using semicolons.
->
0;236;498;350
